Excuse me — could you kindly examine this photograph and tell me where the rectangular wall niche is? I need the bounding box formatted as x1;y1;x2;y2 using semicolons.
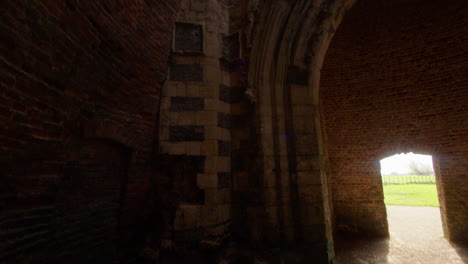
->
170;126;204;142
174;22;203;53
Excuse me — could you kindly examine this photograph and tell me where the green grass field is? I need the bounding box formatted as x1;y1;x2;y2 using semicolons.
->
383;184;439;207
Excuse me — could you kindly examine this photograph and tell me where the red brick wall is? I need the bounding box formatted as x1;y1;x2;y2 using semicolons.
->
0;0;180;262
320;0;467;242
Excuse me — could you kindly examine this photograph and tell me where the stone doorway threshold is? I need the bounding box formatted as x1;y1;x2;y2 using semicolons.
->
334;205;467;264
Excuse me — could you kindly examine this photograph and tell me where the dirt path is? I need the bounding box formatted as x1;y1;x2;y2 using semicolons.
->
334;205;467;264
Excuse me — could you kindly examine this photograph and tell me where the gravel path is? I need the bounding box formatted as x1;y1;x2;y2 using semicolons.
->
334;205;467;264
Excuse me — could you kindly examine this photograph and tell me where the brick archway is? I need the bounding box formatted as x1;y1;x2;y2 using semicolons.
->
320;0;467;243
247;0;467;259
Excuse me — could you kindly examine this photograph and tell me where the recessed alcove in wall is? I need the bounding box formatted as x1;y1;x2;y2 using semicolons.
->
57;139;132;263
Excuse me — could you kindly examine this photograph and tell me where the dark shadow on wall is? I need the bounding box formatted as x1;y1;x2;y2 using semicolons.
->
451;242;468;263
134;154;205;263
334;234;389;264
0;138;132;264
54;138;131;264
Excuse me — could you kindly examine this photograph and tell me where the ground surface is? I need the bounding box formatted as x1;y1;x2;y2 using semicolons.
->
334;205;467;264
383;184;439;207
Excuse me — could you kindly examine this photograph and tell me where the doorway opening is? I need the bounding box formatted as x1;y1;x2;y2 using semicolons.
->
380;152;438;208
334;152;466;263
380;152;448;244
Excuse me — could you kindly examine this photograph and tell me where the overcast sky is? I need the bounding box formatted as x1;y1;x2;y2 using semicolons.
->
380;152;434;175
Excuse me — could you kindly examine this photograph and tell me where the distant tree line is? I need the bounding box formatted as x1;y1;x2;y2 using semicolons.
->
408;160;434;176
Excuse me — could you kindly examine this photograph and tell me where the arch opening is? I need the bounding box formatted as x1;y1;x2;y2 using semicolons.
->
319;0;467;242
238;0;466;260
317;0;468;261
380;153;437;203
379;152;443;233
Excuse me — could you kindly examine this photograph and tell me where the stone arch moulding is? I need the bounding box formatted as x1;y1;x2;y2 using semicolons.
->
246;0;356;260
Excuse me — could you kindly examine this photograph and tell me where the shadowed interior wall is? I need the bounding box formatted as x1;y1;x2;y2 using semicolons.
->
1;0;466;263
320;0;467;242
0;0;180;262
55;139;130;263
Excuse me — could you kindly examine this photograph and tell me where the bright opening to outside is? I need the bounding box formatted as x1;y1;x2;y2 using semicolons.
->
380;153;439;207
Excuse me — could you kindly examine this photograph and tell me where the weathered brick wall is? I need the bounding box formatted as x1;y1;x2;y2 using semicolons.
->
321;0;467;242
0;0;180;262
3;0;465;263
